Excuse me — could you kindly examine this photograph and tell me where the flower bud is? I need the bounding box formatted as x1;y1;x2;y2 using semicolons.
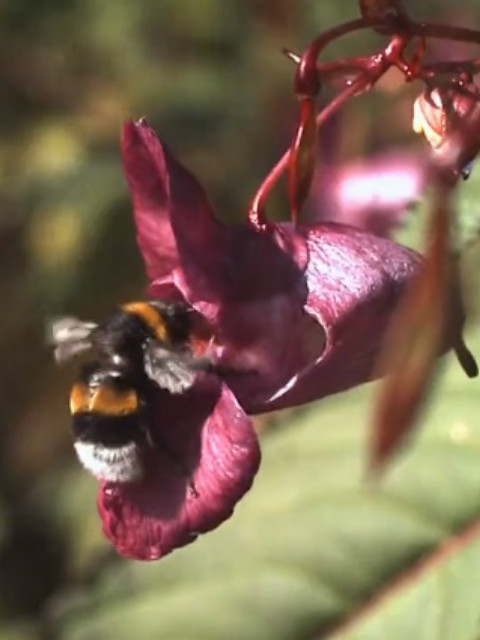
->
413;84;480;151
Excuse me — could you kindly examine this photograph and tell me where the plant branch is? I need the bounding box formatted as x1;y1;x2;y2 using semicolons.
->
248;69;385;228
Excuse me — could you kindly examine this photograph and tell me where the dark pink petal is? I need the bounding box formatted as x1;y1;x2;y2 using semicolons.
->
261;224;423;410
124;119;307;304
167;222;308;322
122;120;179;279
122;119;226;291
98;377;260;560
210;223;422;412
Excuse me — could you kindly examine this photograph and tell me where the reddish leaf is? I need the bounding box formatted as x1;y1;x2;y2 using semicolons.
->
370;182;453;472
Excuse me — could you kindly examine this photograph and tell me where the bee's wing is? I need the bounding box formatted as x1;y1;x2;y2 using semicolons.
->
144;341;212;394
48;317;97;363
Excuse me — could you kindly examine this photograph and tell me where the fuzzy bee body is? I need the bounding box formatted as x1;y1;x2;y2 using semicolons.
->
70;363;145;482
50;301;212;483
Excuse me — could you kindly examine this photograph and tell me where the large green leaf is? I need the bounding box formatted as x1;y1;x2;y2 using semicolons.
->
53;329;480;640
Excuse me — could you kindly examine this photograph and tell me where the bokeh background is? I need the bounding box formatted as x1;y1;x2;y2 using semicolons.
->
2;1;480;639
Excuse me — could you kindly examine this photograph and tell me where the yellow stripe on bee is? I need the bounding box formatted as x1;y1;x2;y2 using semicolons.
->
70;383;90;414
121;302;169;343
70;383;139;416
90;385;139;415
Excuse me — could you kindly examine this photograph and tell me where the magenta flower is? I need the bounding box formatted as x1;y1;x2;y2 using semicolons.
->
122;119;424;410
96;118;428;560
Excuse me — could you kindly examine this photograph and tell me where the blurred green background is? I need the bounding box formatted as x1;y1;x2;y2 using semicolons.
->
2;1;480;639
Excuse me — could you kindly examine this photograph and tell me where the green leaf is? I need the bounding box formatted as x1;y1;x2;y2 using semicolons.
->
455;167;480;250
55;332;480;640
396;163;480;255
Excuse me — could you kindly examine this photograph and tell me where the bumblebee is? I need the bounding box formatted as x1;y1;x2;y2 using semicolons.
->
50;301;212;483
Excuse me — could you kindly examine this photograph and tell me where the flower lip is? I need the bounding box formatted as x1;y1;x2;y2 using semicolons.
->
98;374;260;560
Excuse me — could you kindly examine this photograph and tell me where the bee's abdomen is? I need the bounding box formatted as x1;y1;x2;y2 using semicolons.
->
70;364;144;447
70;379;139;416
71;412;143;447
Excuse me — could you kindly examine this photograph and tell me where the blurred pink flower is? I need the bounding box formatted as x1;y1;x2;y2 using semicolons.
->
98;118;425;560
309;151;425;237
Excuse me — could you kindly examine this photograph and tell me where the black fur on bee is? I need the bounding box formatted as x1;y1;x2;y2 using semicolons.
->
49;300;214;482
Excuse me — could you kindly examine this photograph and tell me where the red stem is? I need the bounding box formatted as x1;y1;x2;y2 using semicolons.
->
288;97;316;223
295;18;371;97
285;50;375;87
248;69;388;227
248;34;409;228
248;18;376;229
248;14;480;229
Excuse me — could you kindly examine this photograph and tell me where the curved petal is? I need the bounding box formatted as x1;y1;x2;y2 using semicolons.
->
147;222;422;414
98;377;260;560
122;120;178;279
208;223;423;412
262;224;424;410
124;120;308;305
122;119;226;289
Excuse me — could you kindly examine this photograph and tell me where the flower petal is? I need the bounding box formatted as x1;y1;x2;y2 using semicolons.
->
98;377;260;560
261;224;423;410
122;120;178;279
150;222;422;414
124;120;308;305
209;223;422;412
122;118;226;289
167;222;308;317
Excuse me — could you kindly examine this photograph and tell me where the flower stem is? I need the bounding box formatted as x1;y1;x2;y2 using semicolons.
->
248;34;404;228
294;18;370;97
247;77;370;229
